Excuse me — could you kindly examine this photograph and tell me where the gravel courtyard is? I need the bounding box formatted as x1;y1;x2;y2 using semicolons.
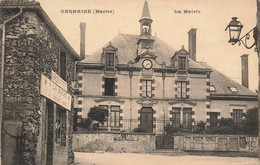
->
74;152;259;165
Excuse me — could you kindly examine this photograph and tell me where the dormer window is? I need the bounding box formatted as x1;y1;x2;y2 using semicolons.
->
229;87;238;93
178;56;186;70
106;53;114;66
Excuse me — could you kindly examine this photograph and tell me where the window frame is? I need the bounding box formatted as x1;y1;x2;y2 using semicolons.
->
229;87;238;93
177;81;187;99
183;108;192;129
110;106;120;127
233;109;243;125
60;51;67;81
142;80;152;97
178;56;186;70
104;78;115;96
209;85;216;92
106;53;114;66
172;107;181;128
209;112;218;128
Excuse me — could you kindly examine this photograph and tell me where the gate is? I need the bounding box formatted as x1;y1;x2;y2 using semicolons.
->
155;115;174;149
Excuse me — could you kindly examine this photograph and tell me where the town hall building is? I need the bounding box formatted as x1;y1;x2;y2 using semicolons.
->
74;1;258;133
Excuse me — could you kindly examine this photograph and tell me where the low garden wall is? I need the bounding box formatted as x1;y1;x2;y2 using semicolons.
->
174;134;258;152
73;132;156;153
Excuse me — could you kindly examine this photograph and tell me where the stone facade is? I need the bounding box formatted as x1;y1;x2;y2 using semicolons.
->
74;1;257;134
1;1;81;164
73;132;156;153
173;134;258;152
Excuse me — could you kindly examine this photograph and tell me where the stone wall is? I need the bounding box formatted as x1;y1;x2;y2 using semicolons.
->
73;132;156;153
174;134;258;152
2;8;76;164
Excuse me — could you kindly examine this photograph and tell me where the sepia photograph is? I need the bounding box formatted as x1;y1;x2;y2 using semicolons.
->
0;0;259;164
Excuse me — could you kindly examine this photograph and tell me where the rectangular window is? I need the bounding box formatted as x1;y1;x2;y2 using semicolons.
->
178;57;186;70
177;81;187;99
106;53;114;66
78;100;82;105
78;83;82;88
142;80;152;97
99;105;109;127
183;108;192;129
78;76;82;80
105;78;115;96
172;107;181;128
60;51;67;81
110;106;120;127
233;109;243;125
210;112;218;128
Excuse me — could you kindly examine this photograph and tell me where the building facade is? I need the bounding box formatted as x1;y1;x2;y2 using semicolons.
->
75;1;257;133
0;0;84;164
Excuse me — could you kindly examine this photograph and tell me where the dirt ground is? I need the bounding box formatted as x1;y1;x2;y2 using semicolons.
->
74;152;259;165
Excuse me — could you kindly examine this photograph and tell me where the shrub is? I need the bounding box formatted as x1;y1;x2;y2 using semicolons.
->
193;121;206;134
133;127;148;133
78;118;92;130
88;106;109;124
243;107;258;136
164;124;182;135
220;117;234;127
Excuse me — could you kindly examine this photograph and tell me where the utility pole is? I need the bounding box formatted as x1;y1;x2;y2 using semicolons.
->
256;0;260;160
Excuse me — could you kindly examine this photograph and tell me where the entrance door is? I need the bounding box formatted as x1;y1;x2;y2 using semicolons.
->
140;107;153;133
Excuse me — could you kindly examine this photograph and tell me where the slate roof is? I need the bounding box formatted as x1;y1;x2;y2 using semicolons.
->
84;33;257;98
199;62;257;97
141;0;151;19
84;33;208;70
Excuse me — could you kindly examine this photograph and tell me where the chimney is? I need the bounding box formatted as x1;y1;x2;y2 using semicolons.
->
80;22;86;60
188;28;197;61
241;54;249;88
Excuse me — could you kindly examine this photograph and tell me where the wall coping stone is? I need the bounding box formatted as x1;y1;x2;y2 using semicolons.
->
173;133;257;138
73;131;156;136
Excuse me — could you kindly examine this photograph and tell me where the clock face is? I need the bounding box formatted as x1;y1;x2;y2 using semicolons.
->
142;59;153;70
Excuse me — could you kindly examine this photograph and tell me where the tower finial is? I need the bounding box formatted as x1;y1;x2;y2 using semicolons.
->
141;1;151;18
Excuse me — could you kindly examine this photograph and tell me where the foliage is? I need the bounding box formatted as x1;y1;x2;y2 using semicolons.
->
77;118;92;130
243;107;258;136
219;117;234;127
133;127;148;133
88;106;109;124
164;124;183;135
193;121;206;134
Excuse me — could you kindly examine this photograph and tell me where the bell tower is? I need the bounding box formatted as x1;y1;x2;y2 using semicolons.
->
137;1;155;55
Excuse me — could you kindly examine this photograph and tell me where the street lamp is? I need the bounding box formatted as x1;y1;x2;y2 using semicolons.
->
225;16;260;159
225;17;243;44
225;17;258;50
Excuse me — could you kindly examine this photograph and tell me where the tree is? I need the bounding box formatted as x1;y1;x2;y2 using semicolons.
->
243;107;258;136
88;106;109;125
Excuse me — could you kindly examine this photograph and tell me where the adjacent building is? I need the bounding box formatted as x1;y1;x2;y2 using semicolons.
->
0;0;84;164
74;1;257;133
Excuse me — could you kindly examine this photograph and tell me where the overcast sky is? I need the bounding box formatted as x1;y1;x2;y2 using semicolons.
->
38;0;258;91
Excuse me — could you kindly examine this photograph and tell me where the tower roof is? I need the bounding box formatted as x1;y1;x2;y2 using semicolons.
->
141;1;151;19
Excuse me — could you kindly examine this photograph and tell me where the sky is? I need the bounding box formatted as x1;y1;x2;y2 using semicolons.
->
38;0;258;91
